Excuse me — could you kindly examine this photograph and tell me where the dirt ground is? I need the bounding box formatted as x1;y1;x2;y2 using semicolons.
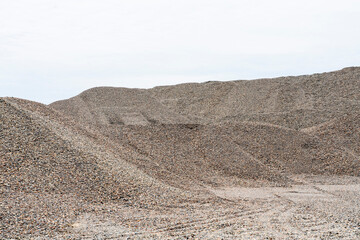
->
65;175;360;239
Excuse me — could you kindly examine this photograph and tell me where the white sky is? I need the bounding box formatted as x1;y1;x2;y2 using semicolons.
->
1;0;360;104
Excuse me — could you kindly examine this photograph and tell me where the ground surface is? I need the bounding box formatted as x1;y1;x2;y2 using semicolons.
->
67;175;360;239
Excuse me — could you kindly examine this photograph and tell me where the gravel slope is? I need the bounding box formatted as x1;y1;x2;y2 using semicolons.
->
0;98;196;238
51;67;360;128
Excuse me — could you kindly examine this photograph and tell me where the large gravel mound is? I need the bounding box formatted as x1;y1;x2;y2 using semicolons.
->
2;67;359;238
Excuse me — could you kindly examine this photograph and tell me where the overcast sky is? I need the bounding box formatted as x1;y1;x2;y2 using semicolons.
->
1;0;360;104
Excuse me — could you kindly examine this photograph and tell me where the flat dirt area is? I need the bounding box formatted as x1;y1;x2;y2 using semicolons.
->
68;175;360;239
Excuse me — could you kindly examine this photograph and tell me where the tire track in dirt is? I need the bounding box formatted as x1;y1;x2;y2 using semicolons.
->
99;205;274;239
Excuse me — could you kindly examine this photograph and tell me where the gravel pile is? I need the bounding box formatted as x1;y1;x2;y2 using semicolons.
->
1;67;359;238
0;98;132;238
112;122;359;191
6;97;196;203
0;98;195;238
303;112;360;155
149;67;360;129
51;87;193;126
50;67;360;130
